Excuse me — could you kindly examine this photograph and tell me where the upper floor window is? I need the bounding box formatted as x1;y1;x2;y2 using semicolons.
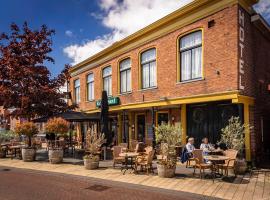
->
141;48;157;89
103;66;112;96
120;58;131;93
87;73;94;101
180;31;202;81
74;79;80;104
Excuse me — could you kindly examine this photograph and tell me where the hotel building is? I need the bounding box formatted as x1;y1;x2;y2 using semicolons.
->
69;0;270;164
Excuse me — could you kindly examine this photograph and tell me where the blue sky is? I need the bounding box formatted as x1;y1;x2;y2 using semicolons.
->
0;0;269;77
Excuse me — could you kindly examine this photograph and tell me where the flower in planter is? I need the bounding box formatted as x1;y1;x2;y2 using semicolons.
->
15;122;38;147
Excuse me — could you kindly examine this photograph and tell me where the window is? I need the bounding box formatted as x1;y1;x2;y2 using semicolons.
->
103;66;112;96
141;48;157;89
180;31;202;81
74;79;80;104
120;58;131;93
87;73;94;101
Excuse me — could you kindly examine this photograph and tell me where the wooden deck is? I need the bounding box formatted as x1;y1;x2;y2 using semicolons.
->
0;158;269;200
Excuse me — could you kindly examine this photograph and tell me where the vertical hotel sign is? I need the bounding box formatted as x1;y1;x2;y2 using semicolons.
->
239;9;245;90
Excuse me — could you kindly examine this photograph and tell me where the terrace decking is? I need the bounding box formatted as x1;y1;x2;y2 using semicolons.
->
0;158;269;200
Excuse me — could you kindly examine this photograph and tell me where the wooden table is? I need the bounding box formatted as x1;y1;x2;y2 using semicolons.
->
204;155;229;182
204;149;223;155
9;145;26;159
119;152;139;175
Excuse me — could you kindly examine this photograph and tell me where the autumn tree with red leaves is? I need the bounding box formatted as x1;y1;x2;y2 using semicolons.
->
0;22;74;119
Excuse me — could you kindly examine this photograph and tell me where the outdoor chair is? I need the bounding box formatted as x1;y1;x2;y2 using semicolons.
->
119;143;128;148
112;146;125;168
130;140;138;152
217;149;238;177
135;149;155;175
145;138;153;147
136;146;153;163
135;142;145;154
193;149;212;179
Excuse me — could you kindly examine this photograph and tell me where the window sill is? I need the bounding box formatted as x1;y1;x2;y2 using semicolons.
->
118;91;132;96
86;100;95;103
176;78;205;85
138;86;158;92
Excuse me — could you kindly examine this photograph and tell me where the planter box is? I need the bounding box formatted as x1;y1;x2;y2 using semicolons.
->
48;148;63;164
84;158;99;170
22;148;36;162
157;164;176;178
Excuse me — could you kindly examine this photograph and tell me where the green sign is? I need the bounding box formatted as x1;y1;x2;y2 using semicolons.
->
96;97;120;107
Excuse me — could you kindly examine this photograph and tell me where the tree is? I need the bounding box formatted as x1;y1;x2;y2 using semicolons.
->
0;22;73;119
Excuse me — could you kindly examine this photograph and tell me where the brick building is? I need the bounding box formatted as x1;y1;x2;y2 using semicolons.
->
69;0;270;164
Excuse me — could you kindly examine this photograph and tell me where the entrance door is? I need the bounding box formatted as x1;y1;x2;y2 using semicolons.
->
187;102;242;147
137;115;145;142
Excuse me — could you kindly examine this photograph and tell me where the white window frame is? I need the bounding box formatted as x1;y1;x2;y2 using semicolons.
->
180;30;202;82
87;73;94;101
74;79;80;104
141;48;157;89
120;58;131;93
103;66;112;96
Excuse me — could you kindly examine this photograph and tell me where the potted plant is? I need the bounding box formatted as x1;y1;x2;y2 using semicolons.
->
0;130;15;158
83;129;105;170
155;123;182;178
45;117;69;164
219;116;250;174
15;122;38;162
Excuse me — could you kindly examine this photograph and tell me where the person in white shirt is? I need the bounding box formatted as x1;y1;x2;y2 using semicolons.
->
200;137;213;151
186;137;195;156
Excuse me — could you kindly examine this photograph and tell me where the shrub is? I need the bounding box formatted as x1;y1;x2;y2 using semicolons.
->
84;129;105;161
45;117;69;137
15;122;38;147
219;116;250;157
155;123;182;168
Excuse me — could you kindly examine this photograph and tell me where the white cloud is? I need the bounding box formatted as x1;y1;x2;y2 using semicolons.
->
63;0;193;64
65;30;74;37
254;0;270;21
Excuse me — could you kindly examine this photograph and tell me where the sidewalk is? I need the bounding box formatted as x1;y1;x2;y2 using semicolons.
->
0;158;269;200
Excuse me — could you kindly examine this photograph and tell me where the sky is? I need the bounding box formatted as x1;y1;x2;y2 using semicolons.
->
0;0;269;77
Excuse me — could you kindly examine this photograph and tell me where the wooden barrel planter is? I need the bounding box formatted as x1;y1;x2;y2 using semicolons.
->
84;158;99;170
21;148;36;162
157;164;176;178
48;148;63;164
235;158;247;175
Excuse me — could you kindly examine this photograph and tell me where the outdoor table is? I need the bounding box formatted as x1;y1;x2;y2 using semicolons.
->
204;148;223;155
119;152;139;175
204;155;229;182
9;145;26;159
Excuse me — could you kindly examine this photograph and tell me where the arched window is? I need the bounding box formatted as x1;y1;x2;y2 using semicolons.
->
87;73;94;101
141;48;157;89
103;66;112;96
120;58;131;93
180;31;202;81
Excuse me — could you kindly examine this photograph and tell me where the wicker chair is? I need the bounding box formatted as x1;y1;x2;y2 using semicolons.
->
193;149;212;179
119;143;128;148
135;149;155;175
112;146;125;168
218;149;238;177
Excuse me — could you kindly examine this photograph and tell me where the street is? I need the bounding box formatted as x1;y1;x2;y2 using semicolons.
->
0;167;215;200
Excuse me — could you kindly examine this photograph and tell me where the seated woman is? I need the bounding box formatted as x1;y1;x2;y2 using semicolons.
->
200;137;214;152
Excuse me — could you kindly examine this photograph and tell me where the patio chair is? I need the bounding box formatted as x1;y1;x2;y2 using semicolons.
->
135;142;145;154
217;149;238;177
119;143;128;148
193;149;212;179
137;146;153;162
130;140;138;152
112;146;125;168
145;138;153;147
135;149;155;175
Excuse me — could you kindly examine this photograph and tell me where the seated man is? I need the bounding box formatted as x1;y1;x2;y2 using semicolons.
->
186;137;195;157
